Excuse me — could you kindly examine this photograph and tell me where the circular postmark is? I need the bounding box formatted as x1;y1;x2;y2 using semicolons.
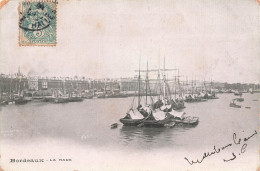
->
19;2;56;31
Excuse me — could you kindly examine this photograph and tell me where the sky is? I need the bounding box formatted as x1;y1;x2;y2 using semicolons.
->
0;0;259;83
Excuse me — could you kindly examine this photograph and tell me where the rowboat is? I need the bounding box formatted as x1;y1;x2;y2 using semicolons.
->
110;123;118;129
120;109;148;126
229;100;241;108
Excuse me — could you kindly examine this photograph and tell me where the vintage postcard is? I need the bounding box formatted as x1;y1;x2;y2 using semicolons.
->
0;0;259;171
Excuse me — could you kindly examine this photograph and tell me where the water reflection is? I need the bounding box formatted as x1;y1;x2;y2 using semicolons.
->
119;124;198;149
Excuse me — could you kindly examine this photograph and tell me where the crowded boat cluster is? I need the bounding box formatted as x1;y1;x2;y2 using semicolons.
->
115;60;259;129
118;64;212;128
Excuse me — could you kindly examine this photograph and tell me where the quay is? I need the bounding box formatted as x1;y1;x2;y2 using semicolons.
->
0;68;259;105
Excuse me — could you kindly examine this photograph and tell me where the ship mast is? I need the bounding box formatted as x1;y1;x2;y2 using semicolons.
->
191;75;193;95
163;57;166;98
138;56;141;106
145;61;148;105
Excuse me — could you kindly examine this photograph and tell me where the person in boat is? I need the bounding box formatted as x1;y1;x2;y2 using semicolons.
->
179;96;184;102
186;95;192;101
169;99;177;109
152;99;163;110
122;108;134;119
137;105;149;117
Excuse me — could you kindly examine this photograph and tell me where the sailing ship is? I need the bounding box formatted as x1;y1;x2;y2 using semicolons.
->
120;60;150;126
146;58;199;126
143;65;173;127
143;59;189;127
14;70;28;105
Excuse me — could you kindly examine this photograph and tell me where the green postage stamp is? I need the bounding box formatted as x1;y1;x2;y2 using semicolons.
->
19;1;57;46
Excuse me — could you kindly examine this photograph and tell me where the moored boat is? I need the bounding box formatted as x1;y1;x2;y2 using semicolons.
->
229;100;241;108
42;96;55;102
169;110;199;125
120;108;147;126
143;109;173;127
54;97;69;103
110;123;118;129
68;96;83;102
234;91;242;96
236;97;244;102
0;100;9;106
14;96;28;105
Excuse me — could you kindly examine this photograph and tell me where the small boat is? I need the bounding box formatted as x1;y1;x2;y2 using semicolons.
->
234;91;242;96
84;95;93;99
97;94;107;98
68;91;83;102
68;96;83;102
54;97;69;103
32;96;44;102
164;121;176;128
173;116;199;125
229;100;241;108
120;108;147;126
207;95;219;99
14;96;28;105
42;96;55;102
23;92;33;101
245;107;251;109
236;97;244;102
0;100;8;106
110;123;118;129
169;110;199;125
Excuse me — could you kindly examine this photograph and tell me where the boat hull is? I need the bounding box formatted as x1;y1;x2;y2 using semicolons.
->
68;97;83;102
184;99;207;103
236;98;244;102
143;116;172;127
54;98;69;103
14;99;28;105
229;103;241;108
143;120;167;127
119;118;144;126
171;116;199;125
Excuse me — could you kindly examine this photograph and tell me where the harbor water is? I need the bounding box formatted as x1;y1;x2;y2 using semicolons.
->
0;93;259;170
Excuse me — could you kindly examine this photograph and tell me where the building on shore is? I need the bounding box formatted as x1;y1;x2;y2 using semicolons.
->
0;68;259;97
